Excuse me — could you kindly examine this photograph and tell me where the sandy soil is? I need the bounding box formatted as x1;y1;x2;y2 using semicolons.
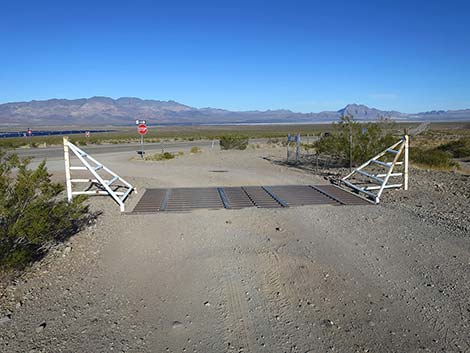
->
1;145;469;353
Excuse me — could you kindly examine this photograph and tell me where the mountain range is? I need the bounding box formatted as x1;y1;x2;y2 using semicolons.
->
0;97;469;126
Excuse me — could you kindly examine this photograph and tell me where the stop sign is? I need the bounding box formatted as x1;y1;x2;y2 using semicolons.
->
137;123;148;135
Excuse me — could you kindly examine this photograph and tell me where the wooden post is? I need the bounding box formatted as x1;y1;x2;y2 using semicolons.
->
63;137;73;202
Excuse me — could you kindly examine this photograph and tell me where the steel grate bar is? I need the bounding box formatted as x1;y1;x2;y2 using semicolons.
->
242;186;284;208
311;184;371;205
268;185;338;206
217;188;231;209
130;184;372;213
223;187;256;209
131;189;167;212
262;186;289;208
164;187;224;211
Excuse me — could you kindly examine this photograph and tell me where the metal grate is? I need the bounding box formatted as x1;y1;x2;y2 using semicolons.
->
313;184;370;205
269;185;339;206
131;189;167;213
130;185;371;213
242;186;285;208
164;187;224;211
222;187;255;209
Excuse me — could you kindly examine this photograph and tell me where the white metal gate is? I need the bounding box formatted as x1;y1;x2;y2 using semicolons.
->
340;135;409;204
63;137;135;212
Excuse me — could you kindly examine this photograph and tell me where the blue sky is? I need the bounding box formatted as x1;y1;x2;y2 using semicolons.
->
0;0;469;113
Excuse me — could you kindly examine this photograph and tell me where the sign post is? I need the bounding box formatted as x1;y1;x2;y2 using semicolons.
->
287;134;291;161
27;128;33;146
136;120;148;158
295;133;301;162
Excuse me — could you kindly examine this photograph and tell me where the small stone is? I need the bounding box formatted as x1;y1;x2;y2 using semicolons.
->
0;315;12;325
275;227;281;231
204;301;211;307
321;319;334;328
36;321;46;333
16;302;22;309
172;321;183;329
63;246;72;256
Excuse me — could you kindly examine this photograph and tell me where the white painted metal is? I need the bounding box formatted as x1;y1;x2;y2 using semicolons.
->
63;139;73;202
63;137;135;212
404;135;409;190
365;184;403;190
341;135;409;204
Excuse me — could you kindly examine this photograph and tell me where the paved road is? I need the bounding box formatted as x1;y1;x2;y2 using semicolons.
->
13;140;219;160
13;139;267;160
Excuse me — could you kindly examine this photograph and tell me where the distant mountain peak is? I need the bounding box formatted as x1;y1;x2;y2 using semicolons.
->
338;103;404;119
0;97;468;126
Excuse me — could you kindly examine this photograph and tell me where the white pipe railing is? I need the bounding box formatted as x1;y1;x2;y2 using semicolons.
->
63;137;135;212
340;135;409;204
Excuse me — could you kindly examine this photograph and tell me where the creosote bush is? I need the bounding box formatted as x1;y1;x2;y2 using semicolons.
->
436;138;470;158
314;116;397;166
219;136;249;150
145;152;175;161
410;148;458;169
190;146;202;153
0;151;91;271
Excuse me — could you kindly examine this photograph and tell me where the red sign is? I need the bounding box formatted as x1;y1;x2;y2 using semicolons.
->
137;123;148;135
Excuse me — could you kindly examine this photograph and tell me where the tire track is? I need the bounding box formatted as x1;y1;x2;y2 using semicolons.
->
218;259;257;353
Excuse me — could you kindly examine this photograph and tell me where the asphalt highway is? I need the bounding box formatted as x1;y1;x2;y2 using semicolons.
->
13;139;223;160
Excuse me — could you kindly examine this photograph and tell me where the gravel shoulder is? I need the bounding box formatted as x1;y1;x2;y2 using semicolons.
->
1;145;469;353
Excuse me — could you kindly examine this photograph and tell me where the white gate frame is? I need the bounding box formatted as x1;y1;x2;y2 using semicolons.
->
63;137;135;212
340;135;409;204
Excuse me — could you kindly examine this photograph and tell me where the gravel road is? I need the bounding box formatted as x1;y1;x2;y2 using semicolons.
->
1;145;469;353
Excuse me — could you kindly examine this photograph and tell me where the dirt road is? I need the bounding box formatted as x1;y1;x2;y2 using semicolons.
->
1;146;469;352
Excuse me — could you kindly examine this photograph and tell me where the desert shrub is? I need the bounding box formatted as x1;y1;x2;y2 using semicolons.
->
315;116;397;166
0;151;90;270
410;148;458;169
0;140;25;149
436;138;470;158
69;138;89;146
302;143;316;152
145;152;175;161
219;136;249;150
190;146;201;153
267;138;280;144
